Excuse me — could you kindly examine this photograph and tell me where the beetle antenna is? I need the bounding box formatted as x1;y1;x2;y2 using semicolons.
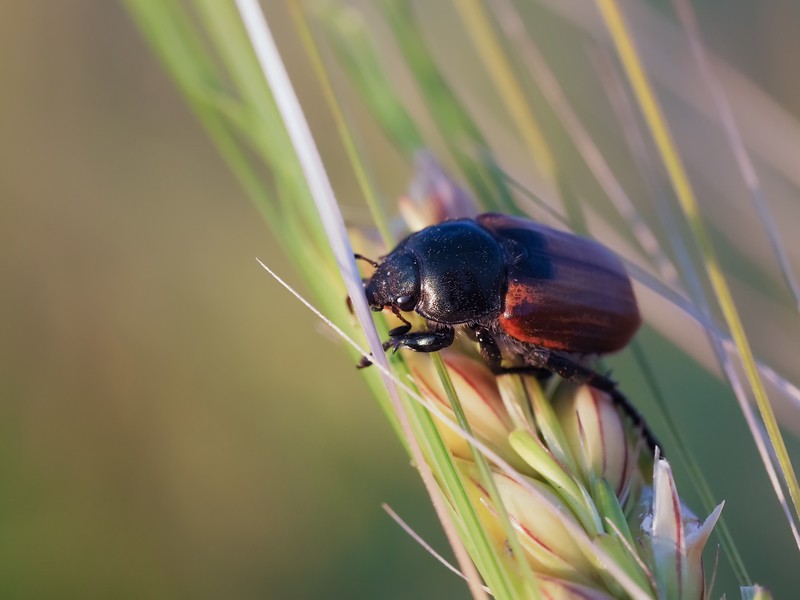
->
354;253;379;268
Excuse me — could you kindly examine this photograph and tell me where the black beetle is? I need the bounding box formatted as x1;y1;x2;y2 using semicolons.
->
358;213;655;447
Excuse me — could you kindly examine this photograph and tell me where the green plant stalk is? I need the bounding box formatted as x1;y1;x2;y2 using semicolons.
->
232;2;495;595
403;381;515;600
432;354;542;599
453;0;556;184
318;3;425;156
379;0;516;215
289;2;394;248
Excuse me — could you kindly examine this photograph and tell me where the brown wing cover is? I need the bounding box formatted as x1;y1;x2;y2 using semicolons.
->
477;213;640;354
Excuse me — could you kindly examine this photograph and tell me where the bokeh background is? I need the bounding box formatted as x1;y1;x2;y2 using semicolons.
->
2;1;800;598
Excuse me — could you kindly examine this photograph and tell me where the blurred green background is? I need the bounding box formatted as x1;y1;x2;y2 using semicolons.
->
2;1;800;598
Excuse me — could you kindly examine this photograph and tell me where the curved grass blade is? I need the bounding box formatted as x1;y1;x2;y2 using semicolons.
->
672;0;800;312
316;3;425;157
595;0;800;556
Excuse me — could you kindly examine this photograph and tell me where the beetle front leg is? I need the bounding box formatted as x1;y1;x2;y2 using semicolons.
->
384;327;455;354
356;328;454;369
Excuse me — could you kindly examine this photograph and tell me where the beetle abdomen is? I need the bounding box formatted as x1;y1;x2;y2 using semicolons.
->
477;213;640;354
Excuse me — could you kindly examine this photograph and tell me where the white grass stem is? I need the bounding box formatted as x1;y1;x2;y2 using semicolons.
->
233;4;487;597
382;504;493;595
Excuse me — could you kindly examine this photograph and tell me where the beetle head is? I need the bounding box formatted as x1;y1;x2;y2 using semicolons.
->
365;252;420;313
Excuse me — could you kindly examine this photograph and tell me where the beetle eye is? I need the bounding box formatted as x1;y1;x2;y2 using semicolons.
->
395;295;415;311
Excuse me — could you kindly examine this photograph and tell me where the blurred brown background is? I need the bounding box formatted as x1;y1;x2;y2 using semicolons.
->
1;1;800;598
0;2;457;597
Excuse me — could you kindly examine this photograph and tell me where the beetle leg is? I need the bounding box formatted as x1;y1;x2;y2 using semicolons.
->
355;309;415;368
470;324;503;371
383;327;455;354
495;351;659;452
541;353;660;452
474;340;552;382
355;335;415;369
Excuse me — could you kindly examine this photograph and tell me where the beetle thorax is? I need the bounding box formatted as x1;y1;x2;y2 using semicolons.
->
405;220;506;324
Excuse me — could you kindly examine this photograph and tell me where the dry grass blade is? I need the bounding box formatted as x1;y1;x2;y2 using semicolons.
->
382;504;494;595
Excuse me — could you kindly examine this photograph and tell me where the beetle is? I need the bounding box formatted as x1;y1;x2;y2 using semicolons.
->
357;212;655;447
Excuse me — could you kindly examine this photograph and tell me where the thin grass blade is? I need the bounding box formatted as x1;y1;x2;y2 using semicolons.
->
595;0;800;557
671;0;800;312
